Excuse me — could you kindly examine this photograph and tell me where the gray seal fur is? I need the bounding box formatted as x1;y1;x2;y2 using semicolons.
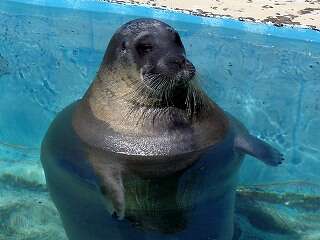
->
41;18;284;240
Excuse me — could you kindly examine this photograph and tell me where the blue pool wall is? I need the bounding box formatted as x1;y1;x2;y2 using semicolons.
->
0;0;320;187
4;0;320;43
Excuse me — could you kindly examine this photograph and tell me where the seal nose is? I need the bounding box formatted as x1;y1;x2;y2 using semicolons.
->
174;55;186;68
169;55;186;69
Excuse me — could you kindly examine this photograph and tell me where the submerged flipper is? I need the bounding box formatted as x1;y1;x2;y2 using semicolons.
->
98;167;125;220
89;152;125;220
234;133;284;166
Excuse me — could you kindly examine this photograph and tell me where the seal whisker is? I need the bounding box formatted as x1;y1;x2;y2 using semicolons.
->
164;75;174;107
185;85;193;118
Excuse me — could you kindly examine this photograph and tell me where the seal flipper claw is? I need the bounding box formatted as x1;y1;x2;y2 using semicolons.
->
111;211;119;219
234;134;284;166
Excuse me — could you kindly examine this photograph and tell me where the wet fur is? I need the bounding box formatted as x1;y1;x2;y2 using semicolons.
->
41;18;283;239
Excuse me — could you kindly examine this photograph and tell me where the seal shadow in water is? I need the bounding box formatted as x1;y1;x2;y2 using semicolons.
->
41;18;284;240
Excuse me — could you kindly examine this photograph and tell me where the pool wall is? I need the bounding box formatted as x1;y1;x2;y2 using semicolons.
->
3;0;320;43
0;1;320;239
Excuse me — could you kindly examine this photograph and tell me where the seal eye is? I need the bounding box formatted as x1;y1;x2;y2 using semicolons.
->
136;43;153;56
121;41;126;51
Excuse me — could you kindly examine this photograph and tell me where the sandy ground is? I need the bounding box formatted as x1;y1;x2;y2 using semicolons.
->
104;0;320;30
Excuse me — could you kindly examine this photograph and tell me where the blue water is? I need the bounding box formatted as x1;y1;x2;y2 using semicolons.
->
0;1;319;239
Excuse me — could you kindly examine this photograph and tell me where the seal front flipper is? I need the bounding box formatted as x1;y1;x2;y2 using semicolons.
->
89;152;125;220
98;167;125;220
234;133;284;166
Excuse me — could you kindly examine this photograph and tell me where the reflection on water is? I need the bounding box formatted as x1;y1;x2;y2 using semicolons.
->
0;1;319;239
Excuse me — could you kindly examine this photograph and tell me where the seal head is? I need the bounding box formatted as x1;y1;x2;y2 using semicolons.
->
105;18;195;88
87;18;205;122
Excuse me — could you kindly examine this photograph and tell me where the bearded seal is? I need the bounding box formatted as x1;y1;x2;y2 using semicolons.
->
41;18;284;240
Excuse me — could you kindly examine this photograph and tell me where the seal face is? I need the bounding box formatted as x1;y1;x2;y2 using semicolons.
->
106;19;195;87
98;18;201;115
41;18;284;240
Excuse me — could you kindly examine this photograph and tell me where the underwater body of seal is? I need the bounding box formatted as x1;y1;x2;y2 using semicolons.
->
1;1;320;240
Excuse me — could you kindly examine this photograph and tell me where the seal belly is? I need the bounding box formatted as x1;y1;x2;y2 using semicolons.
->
41;103;242;240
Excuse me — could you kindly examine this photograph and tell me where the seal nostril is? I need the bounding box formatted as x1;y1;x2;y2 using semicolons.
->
171;55;186;68
177;56;186;66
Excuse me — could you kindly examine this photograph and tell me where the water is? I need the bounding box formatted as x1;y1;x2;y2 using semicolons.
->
0;1;319;239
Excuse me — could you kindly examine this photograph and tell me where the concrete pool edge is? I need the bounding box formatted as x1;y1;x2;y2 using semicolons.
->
3;0;320;44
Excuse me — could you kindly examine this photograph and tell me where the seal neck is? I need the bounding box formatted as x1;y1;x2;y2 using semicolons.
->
84;68;210;134
76;69;229;154
84;90;192;135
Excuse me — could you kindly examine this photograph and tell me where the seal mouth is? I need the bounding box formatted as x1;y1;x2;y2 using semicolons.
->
136;58;206;117
141;59;196;91
175;62;196;86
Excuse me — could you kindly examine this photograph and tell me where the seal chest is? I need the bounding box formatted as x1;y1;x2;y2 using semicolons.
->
41;18;284;240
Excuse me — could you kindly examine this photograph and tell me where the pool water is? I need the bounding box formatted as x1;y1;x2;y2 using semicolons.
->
0;1;319;239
